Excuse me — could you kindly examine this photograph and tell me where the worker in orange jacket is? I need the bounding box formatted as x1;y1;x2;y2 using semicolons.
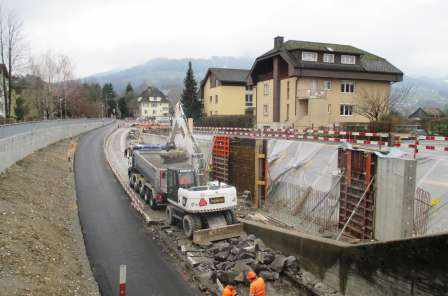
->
221;285;237;296
247;271;266;296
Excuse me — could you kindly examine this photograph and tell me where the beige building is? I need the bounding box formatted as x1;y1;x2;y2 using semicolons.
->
248;37;403;129
137;86;171;119
200;68;253;116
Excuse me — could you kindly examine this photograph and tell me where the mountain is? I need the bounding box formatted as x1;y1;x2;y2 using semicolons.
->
83;56;254;101
395;76;448;114
84;56;448;114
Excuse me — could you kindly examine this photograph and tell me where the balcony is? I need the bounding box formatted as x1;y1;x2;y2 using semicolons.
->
296;89;327;100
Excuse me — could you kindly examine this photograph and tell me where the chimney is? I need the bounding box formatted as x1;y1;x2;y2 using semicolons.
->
274;36;284;49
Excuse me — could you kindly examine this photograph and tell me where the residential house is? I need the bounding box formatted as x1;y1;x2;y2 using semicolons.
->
137;86;171;119
200;68;253;116
0;64;8;119
248;37;403;128
408;107;445;121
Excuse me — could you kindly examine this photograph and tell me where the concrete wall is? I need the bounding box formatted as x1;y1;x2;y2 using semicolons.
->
243;220;447;296
0;119;112;173
375;157;416;240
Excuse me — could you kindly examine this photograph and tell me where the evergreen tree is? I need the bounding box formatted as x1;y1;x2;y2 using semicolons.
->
117;97;129;118
102;83;116;116
181;61;202;121
14;96;28;121
125;82;134;100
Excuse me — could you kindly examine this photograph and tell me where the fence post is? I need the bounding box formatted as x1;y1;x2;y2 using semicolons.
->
119;264;126;296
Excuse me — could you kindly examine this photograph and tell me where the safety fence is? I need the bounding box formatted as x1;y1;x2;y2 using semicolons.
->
0;119;113;173
414;187;431;236
195;126;448;153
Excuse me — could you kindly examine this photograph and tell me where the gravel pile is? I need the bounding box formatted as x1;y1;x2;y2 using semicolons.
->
0;139;99;296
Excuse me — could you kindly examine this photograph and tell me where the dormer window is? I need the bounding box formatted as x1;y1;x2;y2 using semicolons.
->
302;51;318;62
323;53;335;63
341;55;356;64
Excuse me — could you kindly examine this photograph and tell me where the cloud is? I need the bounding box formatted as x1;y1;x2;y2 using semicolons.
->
3;0;447;77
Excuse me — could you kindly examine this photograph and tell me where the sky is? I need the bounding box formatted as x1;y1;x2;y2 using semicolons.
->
3;0;448;78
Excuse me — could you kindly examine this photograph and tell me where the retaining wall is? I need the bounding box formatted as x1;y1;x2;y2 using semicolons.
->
242;220;447;296
0;119;113;173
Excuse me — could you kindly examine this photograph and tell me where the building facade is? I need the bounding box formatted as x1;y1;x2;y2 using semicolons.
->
248;37;403;129
200;68;253;116
137;86;171;119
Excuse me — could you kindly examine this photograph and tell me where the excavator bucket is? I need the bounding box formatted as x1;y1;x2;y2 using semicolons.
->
193;223;244;245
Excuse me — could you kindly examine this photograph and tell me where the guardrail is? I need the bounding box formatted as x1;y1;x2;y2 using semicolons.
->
0;118;111;139
0;119;113;173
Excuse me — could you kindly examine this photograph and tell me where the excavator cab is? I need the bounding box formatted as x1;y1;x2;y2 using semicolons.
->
166;169;196;203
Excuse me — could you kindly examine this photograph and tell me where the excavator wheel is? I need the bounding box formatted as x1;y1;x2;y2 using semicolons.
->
166;206;176;226
183;214;202;238
224;210;237;225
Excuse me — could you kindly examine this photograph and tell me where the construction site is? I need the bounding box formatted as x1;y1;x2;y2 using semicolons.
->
100;103;448;296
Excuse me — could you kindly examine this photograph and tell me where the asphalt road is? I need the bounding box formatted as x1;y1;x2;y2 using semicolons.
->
75;125;198;296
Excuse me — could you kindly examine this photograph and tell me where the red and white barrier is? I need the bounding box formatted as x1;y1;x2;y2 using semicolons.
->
194;127;389;147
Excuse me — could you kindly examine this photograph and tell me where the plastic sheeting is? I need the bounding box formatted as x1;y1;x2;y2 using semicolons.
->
415;151;448;234
267;140;339;192
265;140;340;233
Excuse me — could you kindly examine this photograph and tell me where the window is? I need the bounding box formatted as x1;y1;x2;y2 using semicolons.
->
324;80;332;90
263;104;268;116
302;51;318;62
286;81;290;100
245;94;253;107
215;95;218;104
245;85;253;91
323;53;335;63
152;102;157;107
340;80;355;93
340;104;353;116
341;55;356;64
263;83;269;96
209;96;212;103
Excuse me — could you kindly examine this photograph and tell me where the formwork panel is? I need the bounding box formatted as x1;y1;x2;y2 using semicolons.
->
338;148;377;240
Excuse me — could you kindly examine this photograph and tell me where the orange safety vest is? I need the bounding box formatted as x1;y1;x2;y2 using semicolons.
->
222;285;236;296
250;277;266;296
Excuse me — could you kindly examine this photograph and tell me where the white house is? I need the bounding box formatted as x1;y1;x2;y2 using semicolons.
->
137;86;171;119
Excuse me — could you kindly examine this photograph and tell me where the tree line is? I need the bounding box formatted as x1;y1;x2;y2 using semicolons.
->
0;5;137;123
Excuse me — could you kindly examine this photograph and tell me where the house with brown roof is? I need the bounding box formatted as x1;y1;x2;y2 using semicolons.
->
408;107;445;121
248;36;403;128
200;68;253;116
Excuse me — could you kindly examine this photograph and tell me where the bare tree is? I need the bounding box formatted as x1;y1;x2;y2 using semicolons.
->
0;6;26;119
355;84;414;122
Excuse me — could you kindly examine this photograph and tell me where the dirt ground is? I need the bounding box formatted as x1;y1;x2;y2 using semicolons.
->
0;139;99;296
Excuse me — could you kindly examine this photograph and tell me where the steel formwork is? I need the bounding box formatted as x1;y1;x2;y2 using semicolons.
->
338;148;377;240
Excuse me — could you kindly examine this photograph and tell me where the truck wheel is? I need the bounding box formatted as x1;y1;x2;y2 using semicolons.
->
183;215;201;238
166;206;176;226
224;210;237;225
139;185;145;199
134;180;140;193
129;174;135;189
148;190;157;210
